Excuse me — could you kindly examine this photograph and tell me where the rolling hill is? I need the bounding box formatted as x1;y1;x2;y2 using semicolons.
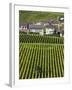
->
19;11;64;24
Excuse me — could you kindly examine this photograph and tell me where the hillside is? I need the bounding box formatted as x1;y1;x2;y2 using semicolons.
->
19;11;64;24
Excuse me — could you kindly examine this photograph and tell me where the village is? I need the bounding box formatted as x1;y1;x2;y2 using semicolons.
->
19;16;64;37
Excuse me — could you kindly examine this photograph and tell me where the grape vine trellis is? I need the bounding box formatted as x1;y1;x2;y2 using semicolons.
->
19;33;64;79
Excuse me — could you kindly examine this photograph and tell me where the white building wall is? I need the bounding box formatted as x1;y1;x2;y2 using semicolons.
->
30;29;43;34
46;28;49;34
39;29;44;35
30;29;36;32
46;28;54;34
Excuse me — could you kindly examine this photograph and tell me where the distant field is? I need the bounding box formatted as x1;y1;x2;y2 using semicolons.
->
19;33;64;79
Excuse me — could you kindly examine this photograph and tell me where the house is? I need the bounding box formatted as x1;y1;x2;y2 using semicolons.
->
29;24;44;35
29;23;55;35
45;25;54;35
19;24;27;31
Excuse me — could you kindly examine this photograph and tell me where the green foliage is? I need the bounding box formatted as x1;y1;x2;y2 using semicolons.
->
19;43;64;79
19;33;64;44
19;11;64;23
19;31;64;79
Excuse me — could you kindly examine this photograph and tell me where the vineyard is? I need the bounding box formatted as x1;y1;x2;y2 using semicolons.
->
19;34;64;44
19;33;64;79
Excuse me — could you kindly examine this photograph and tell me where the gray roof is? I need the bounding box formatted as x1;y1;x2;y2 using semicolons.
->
29;25;44;29
45;25;54;28
19;23;27;27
